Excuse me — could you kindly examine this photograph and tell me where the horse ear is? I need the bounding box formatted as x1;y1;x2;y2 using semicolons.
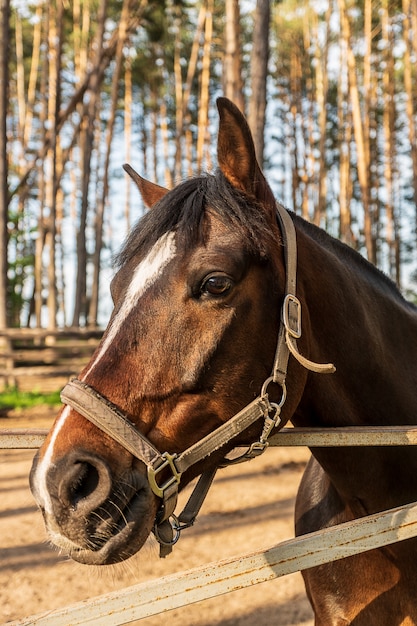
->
216;97;276;215
123;163;168;208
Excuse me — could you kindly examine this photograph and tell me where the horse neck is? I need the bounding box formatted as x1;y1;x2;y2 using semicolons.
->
291;220;417;510
293;219;417;429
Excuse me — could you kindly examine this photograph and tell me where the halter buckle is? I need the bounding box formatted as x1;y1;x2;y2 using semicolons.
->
148;452;182;499
283;294;302;339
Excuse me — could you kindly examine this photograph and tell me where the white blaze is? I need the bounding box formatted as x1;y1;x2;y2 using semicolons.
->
31;231;177;514
32;405;71;515
82;231;177;379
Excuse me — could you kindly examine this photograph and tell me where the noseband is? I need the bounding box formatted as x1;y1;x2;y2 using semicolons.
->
60;204;335;557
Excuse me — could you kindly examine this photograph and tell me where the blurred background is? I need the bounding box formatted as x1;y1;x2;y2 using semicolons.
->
1;0;416;334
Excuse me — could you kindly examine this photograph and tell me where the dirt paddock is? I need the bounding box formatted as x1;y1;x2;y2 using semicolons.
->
0;407;314;625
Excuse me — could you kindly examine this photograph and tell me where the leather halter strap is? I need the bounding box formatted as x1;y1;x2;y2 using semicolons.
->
60;204;335;556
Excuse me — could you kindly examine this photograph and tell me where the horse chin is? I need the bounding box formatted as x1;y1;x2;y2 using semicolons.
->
45;487;158;565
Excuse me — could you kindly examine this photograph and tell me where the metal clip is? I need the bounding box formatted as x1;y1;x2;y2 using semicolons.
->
147;452;182;499
259;403;282;445
245;441;269;458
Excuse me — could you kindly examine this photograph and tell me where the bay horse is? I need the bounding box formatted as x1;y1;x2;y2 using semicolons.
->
30;98;417;625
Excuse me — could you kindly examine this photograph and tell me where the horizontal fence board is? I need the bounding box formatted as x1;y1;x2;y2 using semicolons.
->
5;426;417;449
5;424;417;625
0;328;103;340
0;328;102;391
0;429;49;449
9;500;417;626
0;347;98;361
269;425;417;447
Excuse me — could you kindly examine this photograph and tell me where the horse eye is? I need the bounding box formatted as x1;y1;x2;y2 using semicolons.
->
201;274;233;297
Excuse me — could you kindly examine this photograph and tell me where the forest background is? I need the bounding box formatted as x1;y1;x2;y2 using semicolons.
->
1;0;417;330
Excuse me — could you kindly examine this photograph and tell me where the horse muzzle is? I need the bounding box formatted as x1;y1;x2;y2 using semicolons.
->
30;449;158;565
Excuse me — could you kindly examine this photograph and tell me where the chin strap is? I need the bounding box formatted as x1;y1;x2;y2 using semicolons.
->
60;204;336;557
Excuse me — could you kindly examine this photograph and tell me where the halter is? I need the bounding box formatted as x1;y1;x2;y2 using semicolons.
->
60;204;335;557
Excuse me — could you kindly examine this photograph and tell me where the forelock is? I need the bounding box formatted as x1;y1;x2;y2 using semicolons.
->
116;171;277;268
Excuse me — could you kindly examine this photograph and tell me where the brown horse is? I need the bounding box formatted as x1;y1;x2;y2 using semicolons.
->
30;98;417;625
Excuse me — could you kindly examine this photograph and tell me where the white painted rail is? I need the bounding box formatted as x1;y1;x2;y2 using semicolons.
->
8;499;417;626
4;424;417;625
1;428;48;448
5;425;417;449
269;425;417;446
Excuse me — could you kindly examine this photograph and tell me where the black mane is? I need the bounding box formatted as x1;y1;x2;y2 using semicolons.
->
117;171;277;267
117;169;413;310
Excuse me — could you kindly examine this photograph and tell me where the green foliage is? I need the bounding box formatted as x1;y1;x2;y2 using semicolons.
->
0;387;61;409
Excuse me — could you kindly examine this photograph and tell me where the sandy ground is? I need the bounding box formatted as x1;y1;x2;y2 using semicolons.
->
0;407;314;626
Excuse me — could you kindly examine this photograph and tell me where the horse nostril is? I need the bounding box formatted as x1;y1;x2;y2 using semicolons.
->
59;462;98;508
57;455;112;512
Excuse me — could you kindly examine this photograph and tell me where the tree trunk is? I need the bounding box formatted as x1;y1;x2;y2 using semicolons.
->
402;0;417;239
175;4;205;180
312;6;331;226
124;55;132;232
23;3;42;148
90;0;137;325
248;0;270;165
339;0;374;262
196;0;213;173
72;0;108;327
381;0;399;284
45;0;63;331
223;0;244;112
173;7;183;180
0;0;10;331
338;36;354;247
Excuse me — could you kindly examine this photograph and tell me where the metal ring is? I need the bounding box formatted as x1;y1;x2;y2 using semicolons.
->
260;377;287;408
153;515;181;546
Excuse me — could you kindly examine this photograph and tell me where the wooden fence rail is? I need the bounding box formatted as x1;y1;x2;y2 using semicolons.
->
0;328;102;391
9;499;417;626
4;424;417;625
4;425;417;449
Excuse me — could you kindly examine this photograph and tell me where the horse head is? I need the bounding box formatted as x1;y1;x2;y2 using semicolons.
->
30;98;311;565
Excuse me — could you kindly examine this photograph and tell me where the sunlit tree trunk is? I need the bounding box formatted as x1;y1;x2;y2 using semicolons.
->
381;0;399;285
72;0;108;327
338;36;354;247
89;0;136;327
15;13;25;150
160;98;172;188
402;0;417;239
173;7;183;181
0;0;10;332
124;55;132;232
150;100;158;183
23;3;42;149
56;186;66;325
248;0;270;165
223;0;244;112
34;7;49;327
301;10;314;222
182;5;205;179
196;0;213;173
339;0;374;262
363;0;380;263
45;0;63;331
312;5;330;226
289;49;303;216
